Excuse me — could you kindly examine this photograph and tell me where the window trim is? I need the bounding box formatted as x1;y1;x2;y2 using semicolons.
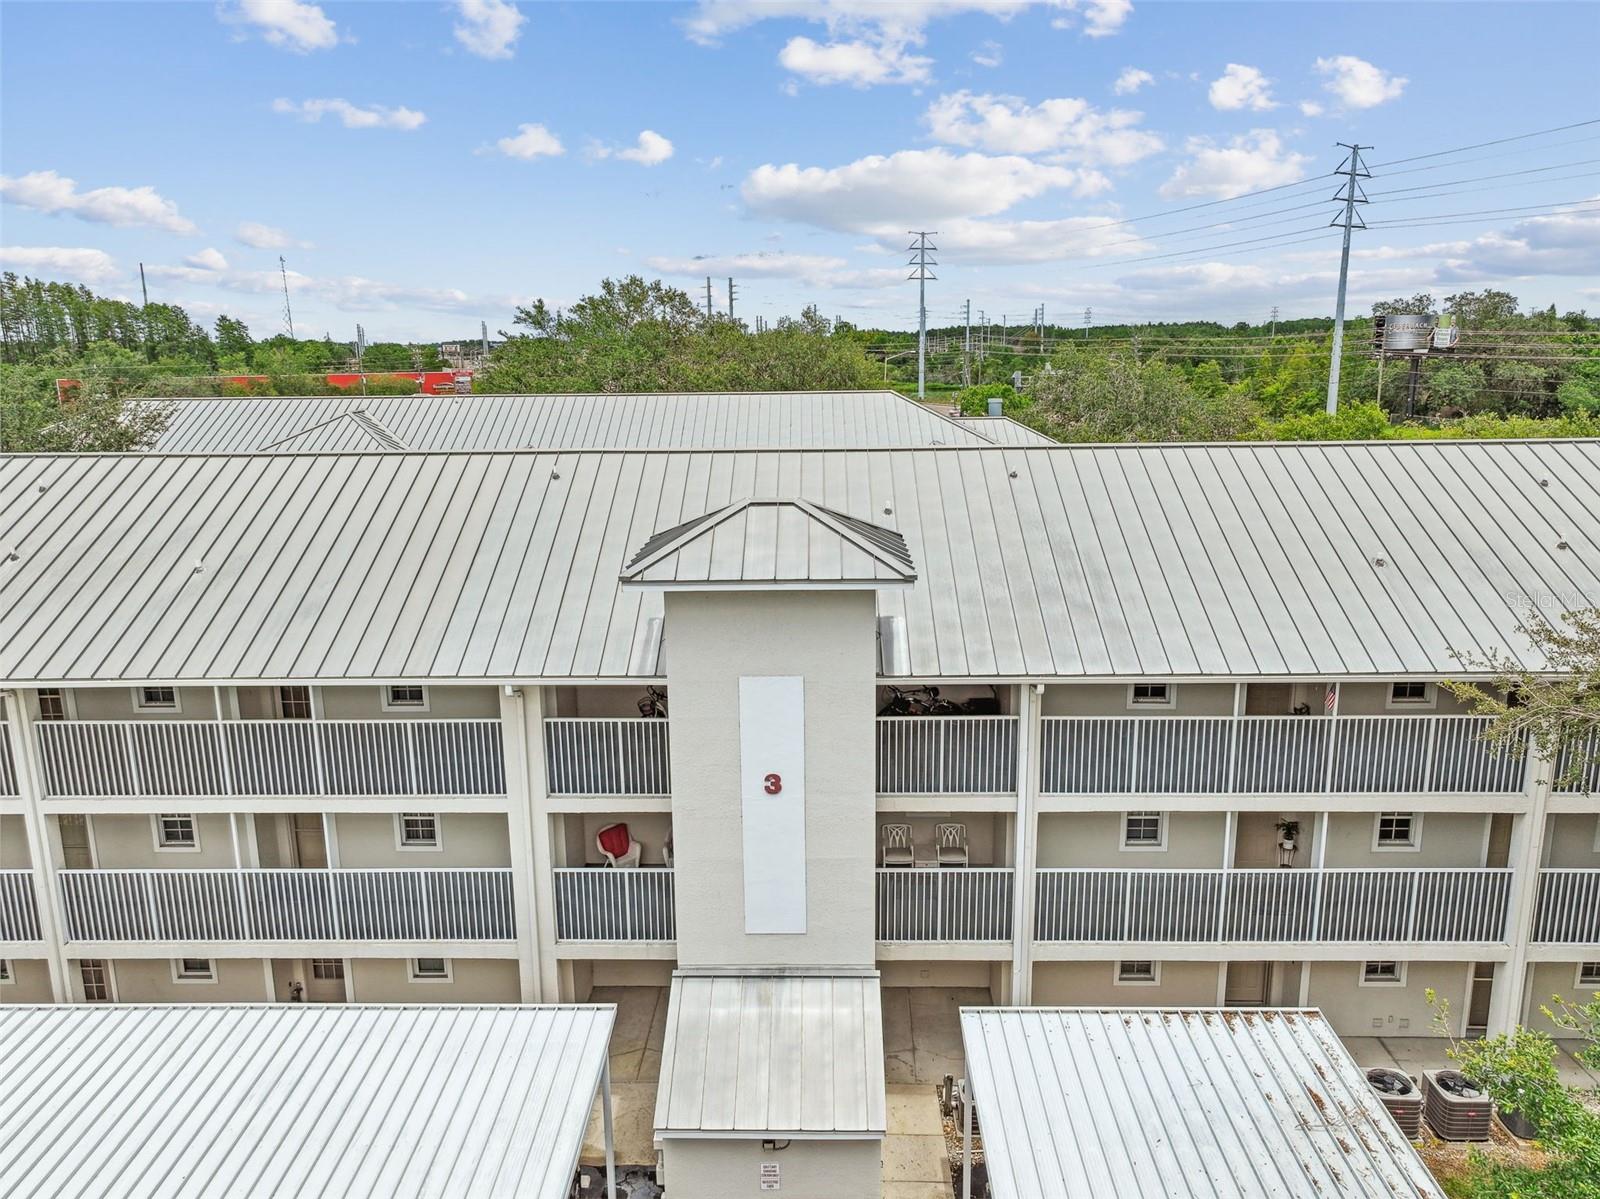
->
1359;960;1407;987
311;958;346;981
151;813;201;853
1577;962;1600;990
1121;811;1168;852
1114;960;1161;986
1372;812;1422;853
395;812;442;852
276;685;314;720
36;687;75;721
79;959;117;1002
133;685;181;713
381;685;430;713
1126;683;1176;710
172;958;217;984
0;958;13;985
1384;681;1437;710
409;957;452;983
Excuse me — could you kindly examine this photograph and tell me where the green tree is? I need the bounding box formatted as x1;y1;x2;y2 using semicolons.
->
1445;288;1521;326
213;316;254;366
1425;363;1489;414
361;342;416;371
1027;352;1260;442
1371;293;1438;317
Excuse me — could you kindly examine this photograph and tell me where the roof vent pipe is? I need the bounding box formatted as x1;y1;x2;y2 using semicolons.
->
987;398;1003;418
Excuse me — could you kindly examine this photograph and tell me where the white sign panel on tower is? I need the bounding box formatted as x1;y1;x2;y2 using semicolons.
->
739;675;806;934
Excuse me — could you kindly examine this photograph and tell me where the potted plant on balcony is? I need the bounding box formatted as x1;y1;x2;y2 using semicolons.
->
1275;819;1300;868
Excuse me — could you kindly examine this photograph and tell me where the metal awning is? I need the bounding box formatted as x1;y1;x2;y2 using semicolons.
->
0;1003;619;1199
959;1006;1445;1199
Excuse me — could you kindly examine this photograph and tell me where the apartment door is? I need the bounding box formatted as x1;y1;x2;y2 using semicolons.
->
1226;961;1272;1006
58;814;94;869
1233;814;1281;869
291;815;328;869
1466;962;1496;1037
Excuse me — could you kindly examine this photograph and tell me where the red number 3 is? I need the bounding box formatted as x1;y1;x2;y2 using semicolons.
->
763;773;783;794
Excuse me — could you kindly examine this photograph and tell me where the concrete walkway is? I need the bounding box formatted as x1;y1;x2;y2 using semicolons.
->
580;985;669;1169
881;987;990;1198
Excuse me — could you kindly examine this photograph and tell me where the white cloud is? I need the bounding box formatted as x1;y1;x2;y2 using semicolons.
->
1208;63;1276;111
272;98;426;130
645;250;904;289
1160;130;1311;199
0;245;120;284
1315;55;1406;109
223;0;337;52
145;260;487;315
1434;203;1600;278
778;36;931;85
594;130;675;166
742;147;1104;234
454;0;525;59
933;214;1150;264
185;247;230;271
1077;0;1132;36
972;40;1004;68
1299;100;1324;117
494;123;565;159
235;221;310;250
0;169;197;234
924;90;1162;165
1112;67;1152;95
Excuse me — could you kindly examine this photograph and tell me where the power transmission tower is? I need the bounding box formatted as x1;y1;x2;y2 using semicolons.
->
1082;307;1092;340
480;320;489;363
355;323;368;395
1325;141;1371;414
1270;306;1279;338
704;277;714;319
962;299;972;388
906;231;937;399
727;277;738;319
278;256;296;340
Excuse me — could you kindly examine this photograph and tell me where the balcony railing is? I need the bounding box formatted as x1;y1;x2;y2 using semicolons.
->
1034;867;1513;943
1552;731;1599;795
0;870;41;941
876;717;1018;794
876;867;1015;941
543;719;670;796
1531;869;1600;944
0;727;17;796
57;869;515;942
34;720;505;799
552;868;675;941
1040;715;1524;795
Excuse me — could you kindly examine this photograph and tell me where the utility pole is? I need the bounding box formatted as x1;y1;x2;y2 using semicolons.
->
278;256;296;340
480;320;489;363
906;231;938;399
138;262;153;361
703;277;714;319
727;277;737;319
1082;307;1092;340
1270;305;1280;338
355;323;368;395
1326;141;1371;414
962;299;972;388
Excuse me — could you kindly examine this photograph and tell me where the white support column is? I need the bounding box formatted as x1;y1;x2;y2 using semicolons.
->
1487;742;1553;1036
601;1059;618;1199
1009;683;1041;1005
501;685;556;1002
3;690;71;1002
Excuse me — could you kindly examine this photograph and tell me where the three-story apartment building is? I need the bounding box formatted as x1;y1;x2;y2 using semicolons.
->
1;409;1595;1041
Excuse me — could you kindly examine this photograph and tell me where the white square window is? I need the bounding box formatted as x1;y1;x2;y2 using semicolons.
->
1578;962;1600;989
154;813;199;851
173;958;215;983
135;686;179;711
0;959;12;984
1127;683;1175;709
277;686;313;719
312;959;345;981
80;959;113;1002
1361;961;1405;986
1116;960;1160;985
1122;811;1166;851
410;958;451;982
398;813;440;849
1373;812;1420;851
37;688;67;721
1386;681;1435;709
383;685;429;712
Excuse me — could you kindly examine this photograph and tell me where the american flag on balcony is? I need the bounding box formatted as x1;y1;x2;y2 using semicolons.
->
1325;686;1337;713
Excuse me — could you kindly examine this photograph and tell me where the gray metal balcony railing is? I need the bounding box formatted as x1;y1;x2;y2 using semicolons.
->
56;868;515;942
875;867;1015;941
552;867;675;941
1531;869;1600;944
1039;715;1525;795
0;870;42;941
0;726;17;796
876;717;1019;794
1034;867;1513;944
34;720;506;799
543;719;670;796
1551;731;1600;795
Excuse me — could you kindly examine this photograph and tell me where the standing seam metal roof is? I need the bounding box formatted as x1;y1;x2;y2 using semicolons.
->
960;1007;1446;1199
1;440;1595;683
0;1003;615;1199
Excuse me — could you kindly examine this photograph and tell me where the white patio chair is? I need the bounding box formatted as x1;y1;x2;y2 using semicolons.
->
880;824;915;867
935;823;969;867
596;822;642;869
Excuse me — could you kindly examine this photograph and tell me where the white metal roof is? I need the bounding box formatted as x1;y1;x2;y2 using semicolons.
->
143;390;994;451
654;971;886;1138
1;440;1596;683
953;414;1060;446
960;1007;1445;1199
0;1003;614;1199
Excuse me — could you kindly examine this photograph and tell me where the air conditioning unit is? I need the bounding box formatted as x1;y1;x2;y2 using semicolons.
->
1366;1068;1423;1138
1422;1069;1494;1141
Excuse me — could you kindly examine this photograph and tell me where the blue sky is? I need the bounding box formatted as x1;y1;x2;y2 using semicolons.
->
2;1;1597;341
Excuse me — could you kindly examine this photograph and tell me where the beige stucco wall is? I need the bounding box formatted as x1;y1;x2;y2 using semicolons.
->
1544;813;1600;867
1042;683;1235;716
1336;681;1473;716
348;956;519;1002
0;958;54;1003
1525;961;1599;1034
71;687;221;720
84;813;240;868
320;685;499;720
1;815;30;869
1321;811;1489;868
330;812;511;868
878;959;998;988
1306;960;1470;1037
545;685;659;718
99;956;271;1002
660;1137;881;1199
1033;959;1220;1006
1036;811;1228;869
665;590;877;970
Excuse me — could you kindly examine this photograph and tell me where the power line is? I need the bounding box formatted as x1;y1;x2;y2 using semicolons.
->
1366;118;1600;168
1368;158;1600;197
1366;197;1600;225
